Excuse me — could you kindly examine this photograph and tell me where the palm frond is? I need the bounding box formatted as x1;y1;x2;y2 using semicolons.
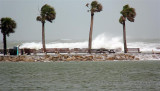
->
1;17;16;36
97;4;103;12
87;1;102;13
37;4;56;23
119;16;125;24
86;3;89;7
120;4;136;22
36;16;42;22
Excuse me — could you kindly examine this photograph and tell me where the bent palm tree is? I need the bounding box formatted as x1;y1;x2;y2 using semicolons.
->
1;17;16;55
86;1;102;54
119;5;136;53
36;4;56;54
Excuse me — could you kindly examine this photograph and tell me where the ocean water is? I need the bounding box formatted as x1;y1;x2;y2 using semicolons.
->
1;33;160;53
0;61;160;91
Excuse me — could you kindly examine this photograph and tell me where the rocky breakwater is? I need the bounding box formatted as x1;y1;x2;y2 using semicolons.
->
0;53;140;62
0;56;35;62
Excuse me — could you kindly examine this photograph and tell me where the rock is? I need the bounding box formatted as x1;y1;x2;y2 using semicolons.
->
45;58;50;61
115;55;121;60
3;56;9;61
128;55;135;60
95;56;103;59
106;57;115;60
66;57;74;61
82;58;87;61
66;58;71;61
0;56;3;61
45;55;50;58
10;56;18;62
63;55;69;59
85;56;93;61
103;54;108;57
52;56;59;61
48;56;54;61
24;56;35;62
19;56;26;61
94;59;104;61
135;58;139;60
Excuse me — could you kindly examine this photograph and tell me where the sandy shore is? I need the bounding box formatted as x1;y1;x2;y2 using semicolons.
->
0;53;160;62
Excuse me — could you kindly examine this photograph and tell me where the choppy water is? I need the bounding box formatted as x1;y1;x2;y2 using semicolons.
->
0;61;160;91
1;34;160;53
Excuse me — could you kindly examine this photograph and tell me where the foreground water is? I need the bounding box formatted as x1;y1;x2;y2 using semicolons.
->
0;61;160;91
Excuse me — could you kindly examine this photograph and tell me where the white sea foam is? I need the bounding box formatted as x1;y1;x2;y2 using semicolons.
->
19;33;160;53
20;33;123;50
128;42;160;52
133;54;160;60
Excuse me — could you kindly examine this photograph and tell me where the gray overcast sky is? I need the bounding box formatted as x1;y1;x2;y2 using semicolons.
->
0;0;160;41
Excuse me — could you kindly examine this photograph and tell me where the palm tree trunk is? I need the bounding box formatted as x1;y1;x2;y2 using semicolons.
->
88;12;94;54
42;22;46;54
123;21;127;53
3;33;7;55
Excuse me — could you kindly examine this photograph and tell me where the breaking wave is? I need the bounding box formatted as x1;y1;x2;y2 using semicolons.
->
20;33;123;50
19;33;160;53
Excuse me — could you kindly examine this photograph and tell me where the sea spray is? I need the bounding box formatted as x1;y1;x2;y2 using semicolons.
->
20;33;123;50
20;42;42;50
19;33;160;52
128;42;160;52
92;34;123;49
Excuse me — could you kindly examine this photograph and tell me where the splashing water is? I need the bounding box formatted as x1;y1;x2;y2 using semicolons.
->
20;33;123;50
19;33;160;53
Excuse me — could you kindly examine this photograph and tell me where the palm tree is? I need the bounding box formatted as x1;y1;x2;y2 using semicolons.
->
119;5;136;53
86;1;102;54
36;4;56;54
0;17;16;55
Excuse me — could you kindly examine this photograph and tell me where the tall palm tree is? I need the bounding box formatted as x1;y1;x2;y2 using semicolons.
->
86;1;102;54
0;17;16;55
119;5;136;53
36;4;56;54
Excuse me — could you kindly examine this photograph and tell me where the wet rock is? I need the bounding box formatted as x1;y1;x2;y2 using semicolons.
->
45;55;50;58
106;57;115;60
135;58;140;60
3;56;9;61
52;56;59;61
19;56;26;61
95;56;103;59
85;56;93;61
24;56;35;62
0;56;3;61
62;55;69;59
66;56;75;61
10;56;18;62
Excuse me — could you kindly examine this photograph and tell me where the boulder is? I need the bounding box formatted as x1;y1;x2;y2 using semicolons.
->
24;57;35;62
45;55;50;58
0;56;3;61
135;58;140;60
62;55;69;59
52;56;59;61
95;56;103;59
19;56;26;61
66;57;75;61
10;56;18;62
106;57;115;60
3;56;9;61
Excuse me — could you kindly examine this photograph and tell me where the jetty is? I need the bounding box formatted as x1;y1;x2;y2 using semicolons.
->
0;48;119;55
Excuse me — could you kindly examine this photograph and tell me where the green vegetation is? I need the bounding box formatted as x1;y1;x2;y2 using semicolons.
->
0;17;16;55
36;4;56;54
86;1;103;54
119;5;136;53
